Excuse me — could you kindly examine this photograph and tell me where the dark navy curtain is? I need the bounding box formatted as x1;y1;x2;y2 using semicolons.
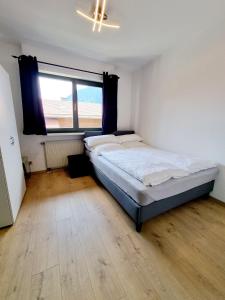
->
18;55;47;135
102;72;119;134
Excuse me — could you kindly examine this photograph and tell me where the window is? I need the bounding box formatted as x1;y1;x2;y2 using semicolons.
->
39;73;103;132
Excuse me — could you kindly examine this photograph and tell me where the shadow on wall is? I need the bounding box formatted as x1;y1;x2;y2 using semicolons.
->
212;164;225;202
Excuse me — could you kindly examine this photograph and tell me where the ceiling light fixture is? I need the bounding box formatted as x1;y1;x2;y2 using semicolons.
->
92;0;100;32
76;0;120;32
98;0;106;32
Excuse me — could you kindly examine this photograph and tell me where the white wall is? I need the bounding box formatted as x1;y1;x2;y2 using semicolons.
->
0;41;23;132
132;27;225;202
0;40;133;172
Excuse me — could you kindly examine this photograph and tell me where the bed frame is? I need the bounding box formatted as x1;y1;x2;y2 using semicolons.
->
85;131;215;232
91;164;214;232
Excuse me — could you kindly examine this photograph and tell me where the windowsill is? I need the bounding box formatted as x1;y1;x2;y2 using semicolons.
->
47;132;85;137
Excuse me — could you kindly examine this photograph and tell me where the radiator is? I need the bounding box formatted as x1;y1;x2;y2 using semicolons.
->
42;139;84;169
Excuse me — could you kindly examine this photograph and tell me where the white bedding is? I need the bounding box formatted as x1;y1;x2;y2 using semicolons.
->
89;152;218;205
98;146;216;186
91;143;124;155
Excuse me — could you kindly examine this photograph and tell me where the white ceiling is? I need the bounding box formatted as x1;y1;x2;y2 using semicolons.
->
0;0;225;68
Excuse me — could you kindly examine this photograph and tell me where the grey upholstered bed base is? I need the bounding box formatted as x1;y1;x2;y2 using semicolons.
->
91;163;215;232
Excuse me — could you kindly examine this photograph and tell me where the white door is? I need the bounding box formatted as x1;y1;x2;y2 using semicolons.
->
0;65;26;222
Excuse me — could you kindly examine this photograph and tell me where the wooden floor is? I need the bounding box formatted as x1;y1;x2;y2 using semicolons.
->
1;170;225;300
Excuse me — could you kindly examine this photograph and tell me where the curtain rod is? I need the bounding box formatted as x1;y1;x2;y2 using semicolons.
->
12;55;103;76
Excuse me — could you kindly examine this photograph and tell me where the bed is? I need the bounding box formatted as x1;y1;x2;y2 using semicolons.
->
84;132;218;232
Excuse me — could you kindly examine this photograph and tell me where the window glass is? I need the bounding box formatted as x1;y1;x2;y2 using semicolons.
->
39;76;73;129
77;84;102;128
39;74;103;132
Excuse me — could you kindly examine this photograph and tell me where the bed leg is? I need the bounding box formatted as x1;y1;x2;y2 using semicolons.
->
136;206;142;232
202;193;210;199
135;222;143;233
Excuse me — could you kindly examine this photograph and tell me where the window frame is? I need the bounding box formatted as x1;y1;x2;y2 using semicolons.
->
39;72;103;133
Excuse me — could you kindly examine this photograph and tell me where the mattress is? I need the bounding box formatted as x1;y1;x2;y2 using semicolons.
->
88;151;218;206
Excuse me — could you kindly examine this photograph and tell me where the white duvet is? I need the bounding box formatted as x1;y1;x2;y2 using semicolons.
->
98;146;216;186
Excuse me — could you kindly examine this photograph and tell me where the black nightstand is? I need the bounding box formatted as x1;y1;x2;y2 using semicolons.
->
67;154;90;178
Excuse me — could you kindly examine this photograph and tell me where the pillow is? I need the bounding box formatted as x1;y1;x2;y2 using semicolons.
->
117;134;143;144
93;143;124;156
84;142;93;152
122;141;147;148
113;130;135;136
84;134;118;148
